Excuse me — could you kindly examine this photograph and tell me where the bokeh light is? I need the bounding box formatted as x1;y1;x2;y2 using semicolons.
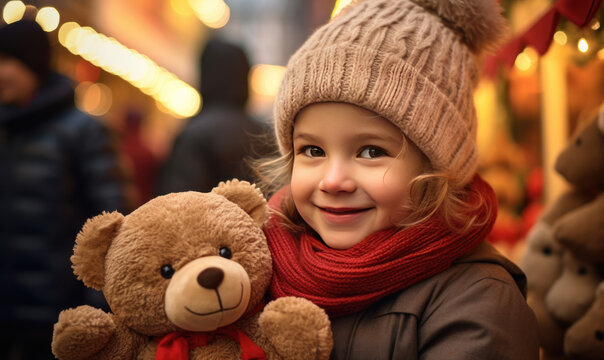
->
553;31;567;46
170;0;194;16
249;64;286;97
578;38;589;53
188;0;230;29
35;6;60;32
58;22;201;117
514;47;538;73
2;0;26;24
75;82;113;116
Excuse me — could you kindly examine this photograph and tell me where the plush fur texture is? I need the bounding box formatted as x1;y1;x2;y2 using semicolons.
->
52;180;332;360
564;282;604;360
555;118;604;194
521;105;604;359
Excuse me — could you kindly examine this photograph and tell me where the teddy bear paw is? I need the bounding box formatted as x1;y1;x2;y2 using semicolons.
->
259;297;333;360
52;305;116;360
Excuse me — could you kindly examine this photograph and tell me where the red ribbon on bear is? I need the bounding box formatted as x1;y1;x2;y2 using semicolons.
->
155;301;267;360
154;325;266;360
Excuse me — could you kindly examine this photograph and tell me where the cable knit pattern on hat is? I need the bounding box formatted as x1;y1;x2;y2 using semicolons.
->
274;0;506;187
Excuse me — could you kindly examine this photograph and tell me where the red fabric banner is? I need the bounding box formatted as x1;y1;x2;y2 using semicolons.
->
485;0;602;77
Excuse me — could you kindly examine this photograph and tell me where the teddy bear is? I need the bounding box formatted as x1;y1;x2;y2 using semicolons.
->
520;104;604;360
521;224;560;349
520;198;577;360
520;188;594;359
51;179;333;360
551;108;604;264
564;282;604;360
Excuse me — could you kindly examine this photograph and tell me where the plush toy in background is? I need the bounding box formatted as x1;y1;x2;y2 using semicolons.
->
552;109;604;264
564;282;604;360
51;180;333;360
521;221;566;359
554;193;604;264
545;251;603;325
520;188;594;360
521;104;604;360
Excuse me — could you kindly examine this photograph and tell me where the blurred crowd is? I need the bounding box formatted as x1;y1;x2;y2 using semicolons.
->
0;18;275;359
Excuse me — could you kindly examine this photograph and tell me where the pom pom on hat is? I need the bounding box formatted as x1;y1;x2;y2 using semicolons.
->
274;0;508;187
409;0;506;52
0;20;51;81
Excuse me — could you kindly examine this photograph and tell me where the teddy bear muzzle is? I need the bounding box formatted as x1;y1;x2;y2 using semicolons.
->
164;256;252;332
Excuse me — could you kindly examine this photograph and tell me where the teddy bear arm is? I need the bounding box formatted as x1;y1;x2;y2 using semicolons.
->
563;284;604;360
539;189;592;225
52;305;117;360
258;297;332;360
52;305;145;360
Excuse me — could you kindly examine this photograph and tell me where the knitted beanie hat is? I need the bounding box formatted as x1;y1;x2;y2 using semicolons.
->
274;0;506;187
0;20;51;81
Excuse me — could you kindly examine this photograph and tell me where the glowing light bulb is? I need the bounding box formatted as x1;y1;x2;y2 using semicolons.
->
578;38;589;53
514;52;531;71
35;6;60;32
591;21;600;30
2;0;26;24
553;31;567;46
58;22;79;47
189;0;230;29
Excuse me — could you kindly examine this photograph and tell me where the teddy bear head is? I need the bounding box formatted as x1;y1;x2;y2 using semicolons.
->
545;251;604;325
521;221;564;296
554;106;604;193
70;180;271;336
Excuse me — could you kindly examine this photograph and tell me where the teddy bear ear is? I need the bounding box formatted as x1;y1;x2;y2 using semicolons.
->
211;179;269;226
71;211;124;290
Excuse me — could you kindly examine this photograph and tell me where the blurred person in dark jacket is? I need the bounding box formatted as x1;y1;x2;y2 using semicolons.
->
0;19;126;359
156;38;276;194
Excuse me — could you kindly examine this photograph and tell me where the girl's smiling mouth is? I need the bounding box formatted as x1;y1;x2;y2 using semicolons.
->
317;206;372;224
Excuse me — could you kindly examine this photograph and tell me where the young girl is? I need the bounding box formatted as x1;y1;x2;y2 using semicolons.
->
258;0;540;359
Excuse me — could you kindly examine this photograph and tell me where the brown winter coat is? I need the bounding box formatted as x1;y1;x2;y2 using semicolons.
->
329;242;539;359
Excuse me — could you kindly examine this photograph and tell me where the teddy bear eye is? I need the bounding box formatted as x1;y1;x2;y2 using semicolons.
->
575;137;582;146
160;264;175;279
219;247;232;259
577;266;588;275
541;246;552;256
595;330;603;341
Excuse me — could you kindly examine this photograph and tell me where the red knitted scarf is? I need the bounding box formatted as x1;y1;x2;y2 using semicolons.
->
264;174;497;318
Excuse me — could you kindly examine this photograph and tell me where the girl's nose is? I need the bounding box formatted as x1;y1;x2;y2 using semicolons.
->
319;159;356;193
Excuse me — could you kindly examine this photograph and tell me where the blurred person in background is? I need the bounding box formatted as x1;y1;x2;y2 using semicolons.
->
118;107;160;208
0;19;127;359
156;38;276;195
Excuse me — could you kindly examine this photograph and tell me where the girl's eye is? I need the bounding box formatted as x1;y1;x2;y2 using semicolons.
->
358;146;387;159
303;146;325;158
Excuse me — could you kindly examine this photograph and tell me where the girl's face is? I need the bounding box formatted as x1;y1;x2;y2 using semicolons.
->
291;102;425;249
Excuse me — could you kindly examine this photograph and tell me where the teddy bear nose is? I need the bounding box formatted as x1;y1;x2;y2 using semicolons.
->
197;267;224;289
